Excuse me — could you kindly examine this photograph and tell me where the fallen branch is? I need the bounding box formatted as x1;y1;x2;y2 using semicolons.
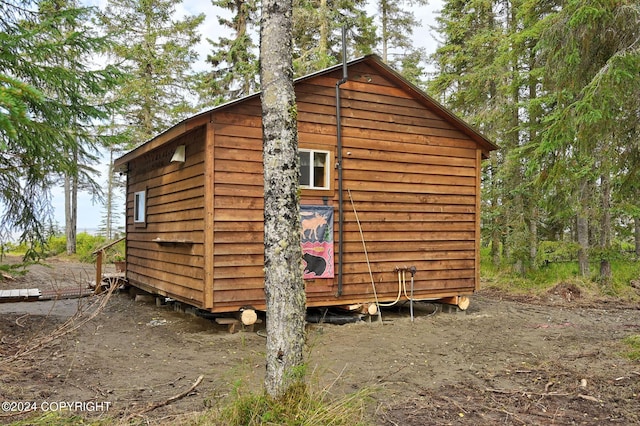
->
125;375;204;421
14;314;29;328
485;388;571;397
577;394;601;403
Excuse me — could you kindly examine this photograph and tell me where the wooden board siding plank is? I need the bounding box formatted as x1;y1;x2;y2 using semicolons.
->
143;187;204;206
213;242;264;254
344;180;477;196
340;211;475;223
135;220;204;233
345;202;474;214
342;169;476;188
214;196;263;210
345;157;476;177
133;163;205;192
215;171;263;186
298;109;469;142
342;128;477;155
214;187;264;200
127;271;203;305
341;240;476;252
127;240;204;256
342;142;477;166
215;253;264;267
214;208;263;222
340;221;477;232
146;207;204;223
342;191;475;206
341;230;476;241
296;100;455;132
146;176;205;198
215;134;263;150
341;136;477;160
128;261;204;288
213;123;262;139
296;82;437;119
204;121;215;309
124;199;203;221
347;250;477;263
215;149;262;164
128;230;204;242
128;246;202;266
214;231;263;243
213;265;264;280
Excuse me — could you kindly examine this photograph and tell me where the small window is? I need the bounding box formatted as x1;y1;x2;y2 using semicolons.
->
299;149;330;190
134;190;146;223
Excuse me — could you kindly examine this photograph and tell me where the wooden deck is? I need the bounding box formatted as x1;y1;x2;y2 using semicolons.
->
0;288;41;303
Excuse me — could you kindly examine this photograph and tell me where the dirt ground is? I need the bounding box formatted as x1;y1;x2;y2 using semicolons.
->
0;257;639;425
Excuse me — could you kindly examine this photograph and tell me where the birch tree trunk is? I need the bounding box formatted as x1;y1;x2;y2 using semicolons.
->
260;0;306;399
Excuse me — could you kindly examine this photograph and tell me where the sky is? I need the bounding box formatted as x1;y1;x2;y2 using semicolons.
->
64;0;444;232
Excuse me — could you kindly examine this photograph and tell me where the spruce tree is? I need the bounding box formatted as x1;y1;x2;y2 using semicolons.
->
292;0;376;75
375;0;428;86
98;0;205;145
0;0;119;253
199;0;260;106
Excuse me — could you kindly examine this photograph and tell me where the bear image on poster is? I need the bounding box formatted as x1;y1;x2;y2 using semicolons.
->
302;252;327;277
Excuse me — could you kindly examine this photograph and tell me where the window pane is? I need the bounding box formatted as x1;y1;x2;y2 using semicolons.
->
134;191;145;223
299;151;310;186
313;152;327;188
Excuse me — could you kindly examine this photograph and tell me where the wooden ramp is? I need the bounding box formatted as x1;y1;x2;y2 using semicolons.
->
0;288;41;303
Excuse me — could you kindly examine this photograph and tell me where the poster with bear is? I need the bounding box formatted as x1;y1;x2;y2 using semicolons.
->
300;205;334;279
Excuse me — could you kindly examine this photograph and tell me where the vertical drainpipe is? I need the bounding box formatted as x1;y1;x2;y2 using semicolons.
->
336;27;347;296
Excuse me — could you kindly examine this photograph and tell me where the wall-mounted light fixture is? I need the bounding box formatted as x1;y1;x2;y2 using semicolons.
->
170;145;186;163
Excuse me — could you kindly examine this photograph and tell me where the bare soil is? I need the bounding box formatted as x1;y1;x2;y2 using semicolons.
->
0;257;639;425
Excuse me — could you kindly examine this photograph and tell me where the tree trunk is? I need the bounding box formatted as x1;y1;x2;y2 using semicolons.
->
260;0;306;399
599;171;612;284
105;150;115;239
577;180;590;277
65;148;78;255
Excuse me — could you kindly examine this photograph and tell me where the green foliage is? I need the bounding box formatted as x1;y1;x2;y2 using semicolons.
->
482;244;640;298
8;411;113;425
1;232;117;264
621;335;640;362
536;241;580;266
292;0;376;76
0;0;122;251
197;378;372;426
97;0;205;145
198;0;260;106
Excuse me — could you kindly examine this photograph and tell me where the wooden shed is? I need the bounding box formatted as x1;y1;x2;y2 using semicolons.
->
113;54;497;315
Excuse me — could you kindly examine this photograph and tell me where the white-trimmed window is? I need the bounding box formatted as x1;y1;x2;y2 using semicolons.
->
299;149;330;190
134;190;146;223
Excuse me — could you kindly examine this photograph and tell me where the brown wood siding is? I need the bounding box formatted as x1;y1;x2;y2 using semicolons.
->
209;98;267;310
300;64;479;307
125;127;206;307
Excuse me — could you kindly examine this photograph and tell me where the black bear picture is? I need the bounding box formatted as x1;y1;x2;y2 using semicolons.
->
302;252;327;277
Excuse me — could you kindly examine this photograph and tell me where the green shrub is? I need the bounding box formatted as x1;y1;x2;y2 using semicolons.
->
621;335;640;361
195;379;372;426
